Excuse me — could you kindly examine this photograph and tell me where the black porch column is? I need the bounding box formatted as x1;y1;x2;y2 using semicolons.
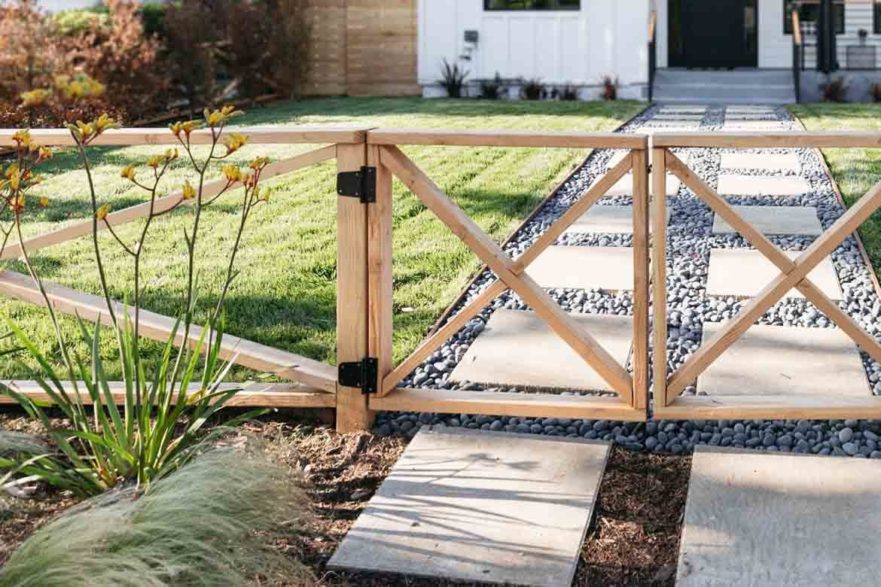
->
817;0;838;72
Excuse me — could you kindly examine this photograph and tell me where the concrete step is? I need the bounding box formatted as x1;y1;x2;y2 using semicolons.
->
653;69;796;105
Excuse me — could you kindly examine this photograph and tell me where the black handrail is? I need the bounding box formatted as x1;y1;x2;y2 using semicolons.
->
648;11;657;102
792;10;802;103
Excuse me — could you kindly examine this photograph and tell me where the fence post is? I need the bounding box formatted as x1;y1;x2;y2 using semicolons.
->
336;141;373;432
651;147;669;408
631;147;650;411
368;145;394;398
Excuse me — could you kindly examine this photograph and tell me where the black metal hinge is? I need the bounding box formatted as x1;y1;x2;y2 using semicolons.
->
338;357;378;395
337;166;376;203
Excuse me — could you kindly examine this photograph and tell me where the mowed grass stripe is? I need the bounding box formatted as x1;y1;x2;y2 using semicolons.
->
1;97;642;380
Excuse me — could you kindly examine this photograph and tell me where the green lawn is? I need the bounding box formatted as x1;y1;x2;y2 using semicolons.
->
789;103;881;274
1;97;643;380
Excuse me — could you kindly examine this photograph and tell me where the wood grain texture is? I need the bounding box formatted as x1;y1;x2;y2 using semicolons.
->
0;270;337;392
368;145;395;397
651;148;669;407
652;131;881;149
631;148;650;410
372;388;646;421
368;129;648;149
666;152;881;398
381;145;634;399
0;380;335;408
380;153;635;395
657;395;881;420
335;143;373;431
0;146;337;261
0;127;370;147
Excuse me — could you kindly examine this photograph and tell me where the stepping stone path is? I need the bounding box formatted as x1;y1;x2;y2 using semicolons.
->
719;152;800;172
706;249;841;300
716;174;811;197
376;103;881;454
565;204;670;235
712;205;822;236
449;309;632;392
698;323;867;397
330;428;610;587
602;172;680;197
678;448;881;586
527;246;634;291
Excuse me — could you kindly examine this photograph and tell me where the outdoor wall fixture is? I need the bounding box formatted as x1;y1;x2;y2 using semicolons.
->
461;30;479;61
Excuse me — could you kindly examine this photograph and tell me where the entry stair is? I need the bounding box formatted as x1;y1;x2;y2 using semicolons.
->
653;69;796;104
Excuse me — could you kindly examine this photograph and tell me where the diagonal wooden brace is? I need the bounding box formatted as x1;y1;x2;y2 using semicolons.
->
667;151;881;398
381;145;634;400
379;154;635;394
668;152;881;373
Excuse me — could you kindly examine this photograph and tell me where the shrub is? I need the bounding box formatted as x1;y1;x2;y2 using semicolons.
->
479;73;504;100
560;84;579;101
65;0;165;122
602;76;618;101
0;0;62;101
51;8;109;36
217;0;275;105
0;446;316;586
439;58;468;98
822;76;848;102
0;106;272;495
163;0;218;116
264;0;310;100
140;1;167;37
521;78;545;100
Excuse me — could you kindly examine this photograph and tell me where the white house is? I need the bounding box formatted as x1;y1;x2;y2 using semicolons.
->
419;0;651;99
419;0;881;102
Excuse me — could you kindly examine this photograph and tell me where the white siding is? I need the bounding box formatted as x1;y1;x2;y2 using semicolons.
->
759;0;881;68
418;0;650;90
760;0;792;67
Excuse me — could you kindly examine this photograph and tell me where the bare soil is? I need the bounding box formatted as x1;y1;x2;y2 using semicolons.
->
0;411;691;586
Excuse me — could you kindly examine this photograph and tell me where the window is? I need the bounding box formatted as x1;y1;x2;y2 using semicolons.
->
484;0;580;10
784;0;844;35
875;0;881;34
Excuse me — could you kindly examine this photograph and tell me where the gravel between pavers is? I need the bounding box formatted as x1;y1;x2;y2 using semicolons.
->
375;104;881;459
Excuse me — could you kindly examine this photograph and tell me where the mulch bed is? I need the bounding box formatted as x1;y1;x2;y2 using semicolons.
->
0;411;691;586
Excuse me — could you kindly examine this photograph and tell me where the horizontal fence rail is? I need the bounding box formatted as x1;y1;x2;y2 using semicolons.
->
4;127;881;429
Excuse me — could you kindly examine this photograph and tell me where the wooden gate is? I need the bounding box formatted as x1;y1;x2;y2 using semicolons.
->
651;132;881;420
354;130;652;425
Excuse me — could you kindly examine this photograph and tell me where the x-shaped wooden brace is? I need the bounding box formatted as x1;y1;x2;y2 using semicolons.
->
664;150;881;402
379;145;639;402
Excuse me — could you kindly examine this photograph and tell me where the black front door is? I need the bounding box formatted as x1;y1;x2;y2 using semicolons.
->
671;0;758;68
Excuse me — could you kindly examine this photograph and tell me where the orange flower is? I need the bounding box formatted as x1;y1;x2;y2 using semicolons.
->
121;165;136;181
223;132;248;155
95;204;111;221
182;180;196;200
222;164;242;183
205;105;243;127
20;89;52;108
170;120;200;138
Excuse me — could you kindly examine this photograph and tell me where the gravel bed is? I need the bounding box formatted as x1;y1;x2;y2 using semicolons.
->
375;104;881;457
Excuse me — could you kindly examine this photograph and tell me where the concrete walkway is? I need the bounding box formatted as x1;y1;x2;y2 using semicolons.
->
330;429;609;586
678;447;881;586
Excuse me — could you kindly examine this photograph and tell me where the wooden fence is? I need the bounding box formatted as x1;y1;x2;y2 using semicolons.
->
4;128;881;430
303;0;419;97
652;132;881;421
